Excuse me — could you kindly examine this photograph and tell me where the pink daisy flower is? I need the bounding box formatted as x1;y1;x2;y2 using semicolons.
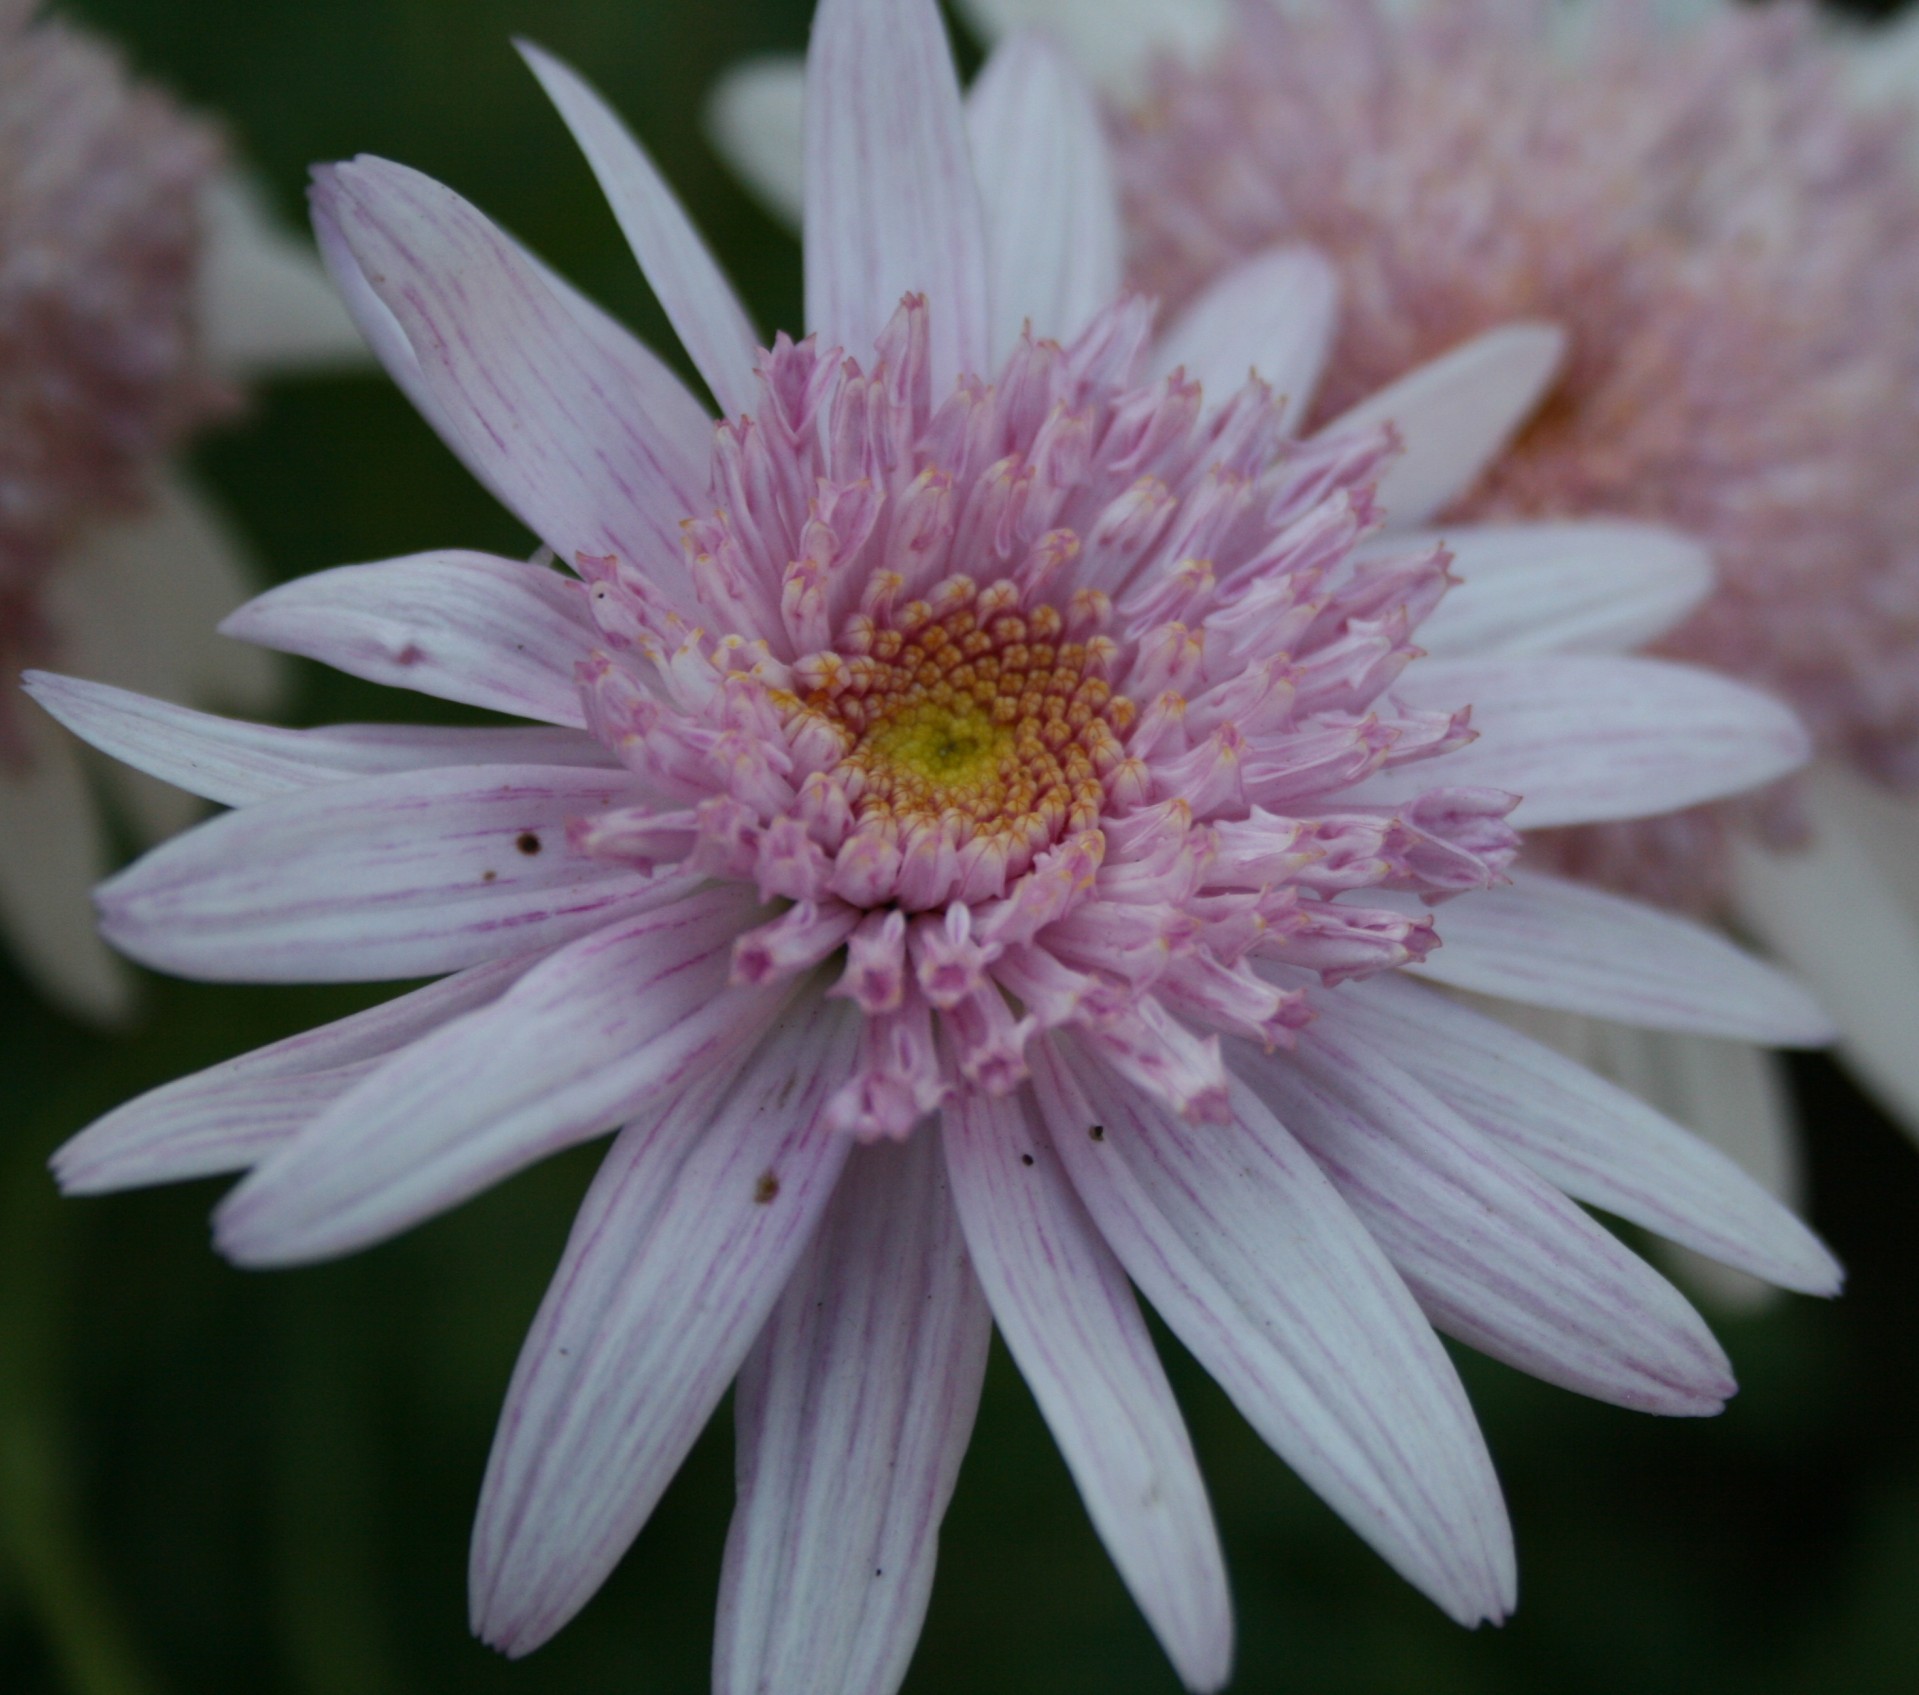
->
35;0;1842;1687
708;0;1919;1301
0;0;366;1020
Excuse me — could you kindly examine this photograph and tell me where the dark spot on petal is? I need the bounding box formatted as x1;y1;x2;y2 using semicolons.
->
396;642;426;666
754;1171;780;1204
482;870;497;883
1020;1153;1035;1166
1088;1124;1105;1142
516;832;542;855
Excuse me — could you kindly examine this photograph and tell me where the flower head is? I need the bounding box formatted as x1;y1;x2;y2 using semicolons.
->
35;0;1844;1688
1116;0;1919;911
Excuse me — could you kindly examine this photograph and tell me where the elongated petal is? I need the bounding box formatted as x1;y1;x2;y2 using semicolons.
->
1578;1021;1801;1311
944;1086;1233;1691
317;158;711;601
1033;1038;1515;1626
24;673;614;810
1377;655;1811;827
1324;324;1564;529
966;33;1122;363
97;764;665;983
1245;1032;1733;1414
1400;869;1833;1045
519;42;761;417
1319;975;1840;1295
1731;766;1919;1134
1403;522;1714;658
1152;245;1337;430
717;1131;991;1695
222;551;593;727
54;952;550;1193
213;886;774;1265
0;707;131;1022
805;0;990;388
953;0;1231;98
705;57;807;229
472;995;861;1655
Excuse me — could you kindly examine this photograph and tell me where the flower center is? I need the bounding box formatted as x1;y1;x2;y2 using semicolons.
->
787;575;1135;862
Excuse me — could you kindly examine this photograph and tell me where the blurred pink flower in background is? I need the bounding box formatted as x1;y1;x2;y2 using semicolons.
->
0;0;365;1020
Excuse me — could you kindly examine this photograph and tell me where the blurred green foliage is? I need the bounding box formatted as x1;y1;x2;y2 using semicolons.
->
4;1;1919;1691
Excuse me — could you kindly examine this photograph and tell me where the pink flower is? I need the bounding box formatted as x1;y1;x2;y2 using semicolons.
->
0;0;367;1020
35;0;1841;1687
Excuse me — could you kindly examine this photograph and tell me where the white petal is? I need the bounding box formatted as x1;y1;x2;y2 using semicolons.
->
716;1131;991;1695
471;995;861;1655
43;473;284;718
53;951;550;1193
95;764;666;983
1319;975;1840;1297
519;42;761;417
1730;764;1919;1137
1033;1037;1515;1627
1577;1020;1801;1312
1323;325;1565;529
197;171;369;375
0;709;132;1022
804;0;990;388
313;159;712;604
220;551;595;727
214;885;774;1265
24;673;614;810
966;33;1122;363
1402;522;1715;658
1400;869;1834;1046
1151;245;1338;431
1378;654;1812;828
1247;1030;1734;1415
943;1085;1233;1691
953;0;1232;98
704;57;807;230
1844;11;1919;111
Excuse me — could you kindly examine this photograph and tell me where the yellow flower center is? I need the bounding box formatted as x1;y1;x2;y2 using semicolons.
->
784;577;1135;853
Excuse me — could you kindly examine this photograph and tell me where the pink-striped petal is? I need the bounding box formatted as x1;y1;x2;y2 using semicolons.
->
214;884;775;1266
1032;1037;1515;1627
471;995;861;1655
53;951;550;1194
1402;522;1715;658
805;0;990;389
1403;869;1834;1046
1319;975;1841;1296
944;1085;1233;1692
24;672;615;809
1323;324;1565;529
317;158;711;603
518;41;761;417
96;764;666;983
1375;655;1811;827
1151;245;1338;431
716;1131;991;1695
221;551;594;727
1243;1032;1734;1415
966;32;1122;362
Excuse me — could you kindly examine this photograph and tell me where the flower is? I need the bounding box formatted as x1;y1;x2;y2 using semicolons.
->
717;0;1919;1300
0;0;367;1021
36;0;1843;1688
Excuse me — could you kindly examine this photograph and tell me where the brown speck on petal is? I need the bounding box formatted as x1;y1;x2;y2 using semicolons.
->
754;1170;780;1204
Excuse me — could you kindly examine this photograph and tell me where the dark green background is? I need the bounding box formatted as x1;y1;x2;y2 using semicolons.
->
5;1;1919;1690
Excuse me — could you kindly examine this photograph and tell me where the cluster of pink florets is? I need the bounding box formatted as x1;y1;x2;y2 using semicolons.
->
1119;0;1919;905
0;2;227;758
562;296;1519;1134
